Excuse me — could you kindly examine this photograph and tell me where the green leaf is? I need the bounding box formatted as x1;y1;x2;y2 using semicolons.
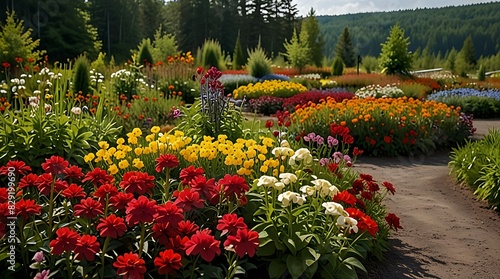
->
343;256;367;273
269;259;288;279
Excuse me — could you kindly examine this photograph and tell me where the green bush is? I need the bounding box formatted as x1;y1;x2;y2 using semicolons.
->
201;39;225;70
246;45;272;78
137;38;154;66
449;129;500;208
72;55;91;95
332;56;344;76
478;64;486;81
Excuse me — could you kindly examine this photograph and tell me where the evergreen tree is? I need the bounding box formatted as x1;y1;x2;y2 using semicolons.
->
0;11;45;66
283;28;310;74
460;35;476;66
445;48;458;71
379;24;413;75
301;8;324;67
232;32;245;70
151;25;178;63
335;27;355;67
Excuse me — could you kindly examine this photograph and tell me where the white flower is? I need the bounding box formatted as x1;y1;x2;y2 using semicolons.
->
289;148;313;166
336;216;359;233
278;191;305;207
280;140;290;148
272;147;294;159
279;173;297;185
257;175;278;188
322;202;347;216
311;179;339;197
71;107;82;115
300;185;315;196
273;182;285;191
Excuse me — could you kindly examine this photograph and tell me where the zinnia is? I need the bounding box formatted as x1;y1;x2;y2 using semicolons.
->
49;227;79;255
224;228;259;258
113;252;146;279
154;249;183;275
184;229;221;262
125;196;157;226
155;154;180;173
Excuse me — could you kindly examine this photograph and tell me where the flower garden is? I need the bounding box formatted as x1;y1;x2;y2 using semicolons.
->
1;53;499;279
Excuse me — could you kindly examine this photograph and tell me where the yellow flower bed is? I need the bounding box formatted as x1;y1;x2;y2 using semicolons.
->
233;80;307;100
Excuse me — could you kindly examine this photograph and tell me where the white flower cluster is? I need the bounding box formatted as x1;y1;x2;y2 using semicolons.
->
355;84;404;99
300;179;339;198
294;73;321;80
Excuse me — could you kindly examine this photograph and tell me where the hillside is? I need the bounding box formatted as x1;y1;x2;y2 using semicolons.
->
317;2;500;58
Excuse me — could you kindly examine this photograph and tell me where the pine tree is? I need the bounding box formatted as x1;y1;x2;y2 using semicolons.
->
335;27;355;67
283;28;310;74
379;24;413;75
301;8;324;67
0;11;45;66
460;35;476;66
232;32;245;70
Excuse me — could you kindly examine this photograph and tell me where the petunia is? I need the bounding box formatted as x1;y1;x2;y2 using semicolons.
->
184;229;221;262
97;214;127;239
113;252;146;279
154;249;183;275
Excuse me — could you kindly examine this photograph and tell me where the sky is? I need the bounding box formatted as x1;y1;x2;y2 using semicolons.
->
294;0;497;16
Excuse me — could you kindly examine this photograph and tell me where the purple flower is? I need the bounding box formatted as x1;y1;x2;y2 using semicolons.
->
172;109;181;119
327;136;339;147
315;135;325;145
343;155;352;162
319;158;331;166
32;251;44;263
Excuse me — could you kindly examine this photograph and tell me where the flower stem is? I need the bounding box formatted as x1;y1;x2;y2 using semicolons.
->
100;236;111;279
163;170;170;202
48;177;56;239
139;222;146;258
66;252;73;279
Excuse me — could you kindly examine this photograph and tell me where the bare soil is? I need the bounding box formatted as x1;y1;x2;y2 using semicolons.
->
354;119;500;279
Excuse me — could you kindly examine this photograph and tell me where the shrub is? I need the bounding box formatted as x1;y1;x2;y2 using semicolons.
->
427;88;500;118
110;64;147;100
233;80;308;100
258;74;290;82
137;38;154;66
201;39;225;70
396;82;431;99
478;64;486;81
246;44;272;78
72;55;91;95
248;95;284;115
332;56;344;76
289;77;322;90
232;34;245;70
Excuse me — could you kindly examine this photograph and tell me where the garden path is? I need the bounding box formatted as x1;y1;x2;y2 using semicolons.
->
355;119;500;279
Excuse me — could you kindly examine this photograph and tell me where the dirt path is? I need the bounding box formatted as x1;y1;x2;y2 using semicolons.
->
355;120;500;279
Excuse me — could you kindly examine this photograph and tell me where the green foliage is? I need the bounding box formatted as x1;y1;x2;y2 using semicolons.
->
429;96;500;118
477;64;486;81
445;48;459;72
461;35;476;66
72;55;91;95
90;52;107;74
335;27;355;67
0;11;45;68
449;129;500;208
232;33;245;70
110;63;146;100
137;38;154;66
201;39;225;70
332;56;344;76
159;78;198;104
151;25;179;63
246;44;273;78
362;56;379;73
301;8;324;67
283;29;311;74
379;24;413;75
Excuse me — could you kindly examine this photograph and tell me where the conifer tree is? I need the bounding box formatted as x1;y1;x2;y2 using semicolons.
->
335;27;355;67
232;32;245;70
283;28;310;74
379;24;413;75
301;8;324;67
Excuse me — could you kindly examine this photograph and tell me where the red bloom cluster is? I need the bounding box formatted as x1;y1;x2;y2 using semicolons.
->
179;165;205;185
125;196;158;226
119;171;155;195
113;252;146;279
345;208;379;237
41;156;69;176
330;123;354;144
155;154;180;173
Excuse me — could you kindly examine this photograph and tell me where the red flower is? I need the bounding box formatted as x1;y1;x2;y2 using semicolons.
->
165;235;189;254
217;174;249;201
342;134;354;144
97;214;127;239
119;171;155;195
94;183;119;202
345;207;365;220
74;197;104;219
172;188;204;212
83;168;114;187
265;119;274;128
358;215;379;237
152;222;176;245
154;201;184;225
333;190;357;206
176;220;199;238
351;179;364;194
109;192;134;211
359;174;373;182
190;176;218;203
154;249;183;275
224;229;259;258
41;156;69;176
353;147;364;156
385;213;403;231
383;135;392;144
179;166;204;185
361;191;373;201
0;188;7;203
35;173;54;195
18;173;38;189
62;165;84;181
366;181;379;193
75;234;100;261
184;229;221;262
15;199;42;220
61;184;87;200
216;213;247;236
383;181;396;195
2;62;10;68
113;252;146;279
328;162;339;173
49;227;79;255
0;160;32;176
125;196;158;226
272;130;279;137
155;154;180;173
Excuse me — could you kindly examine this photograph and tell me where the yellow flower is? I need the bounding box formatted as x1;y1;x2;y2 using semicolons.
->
143;147;152;154
258;154;266;161
107;147;117;156
132;158;144;169
260;165;268;173
96;149;107;158
118;159;130;169
134;147;143;156
128;136;138;145
114;150;126;160
145;134;155;142
132;128;142;137
151;126;161;134
243;160;254;169
108;164;119;175
117;138;125;145
84;153;95;163
98;141;109;150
